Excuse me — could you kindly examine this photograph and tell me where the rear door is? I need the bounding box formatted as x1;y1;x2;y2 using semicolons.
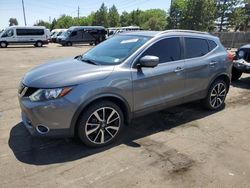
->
183;37;218;100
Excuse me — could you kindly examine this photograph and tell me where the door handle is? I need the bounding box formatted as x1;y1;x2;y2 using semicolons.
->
174;67;184;73
209;61;217;67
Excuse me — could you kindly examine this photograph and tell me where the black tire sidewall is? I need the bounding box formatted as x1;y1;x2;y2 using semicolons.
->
77;101;124;147
0;42;7;48
203;79;228;110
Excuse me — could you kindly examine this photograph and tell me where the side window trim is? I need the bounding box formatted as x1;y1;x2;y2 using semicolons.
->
131;36;183;68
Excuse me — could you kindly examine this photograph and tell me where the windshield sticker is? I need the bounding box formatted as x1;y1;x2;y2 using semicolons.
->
114;58;120;63
121;38;139;44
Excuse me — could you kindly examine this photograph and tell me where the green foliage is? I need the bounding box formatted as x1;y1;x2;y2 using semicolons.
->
34;20;51;29
93;3;108;27
108;5;120;27
141;9;168;30
9;18;18;26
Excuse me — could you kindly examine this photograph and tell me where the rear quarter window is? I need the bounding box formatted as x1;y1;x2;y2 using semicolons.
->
208;40;217;51
185;38;209;59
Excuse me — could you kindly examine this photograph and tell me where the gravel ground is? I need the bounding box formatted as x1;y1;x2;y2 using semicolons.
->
0;43;250;188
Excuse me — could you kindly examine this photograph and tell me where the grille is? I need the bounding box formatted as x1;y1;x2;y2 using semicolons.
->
19;84;39;97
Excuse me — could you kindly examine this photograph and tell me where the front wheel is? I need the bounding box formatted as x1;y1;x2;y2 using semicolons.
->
77;101;124;147
0;41;8;48
202;79;228;110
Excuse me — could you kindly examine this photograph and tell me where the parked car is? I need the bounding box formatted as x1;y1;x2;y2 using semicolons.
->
107;26;141;37
50;29;67;43
232;44;250;80
57;26;107;46
18;30;232;147
0;26;49;48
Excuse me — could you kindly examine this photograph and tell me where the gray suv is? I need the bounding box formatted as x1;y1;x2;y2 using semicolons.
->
18;30;232;147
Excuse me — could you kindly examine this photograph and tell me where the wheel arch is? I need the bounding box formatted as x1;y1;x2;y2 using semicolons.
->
70;94;132;136
207;73;231;93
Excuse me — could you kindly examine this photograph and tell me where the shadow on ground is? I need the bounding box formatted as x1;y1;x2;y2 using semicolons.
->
8;101;223;165
231;76;250;89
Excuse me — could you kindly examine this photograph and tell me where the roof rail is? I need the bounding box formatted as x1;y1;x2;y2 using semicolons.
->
157;29;210;36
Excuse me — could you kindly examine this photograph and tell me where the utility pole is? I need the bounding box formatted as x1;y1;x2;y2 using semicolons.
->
77;6;80;19
22;0;27;26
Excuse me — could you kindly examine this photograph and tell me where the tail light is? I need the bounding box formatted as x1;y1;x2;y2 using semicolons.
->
227;53;234;62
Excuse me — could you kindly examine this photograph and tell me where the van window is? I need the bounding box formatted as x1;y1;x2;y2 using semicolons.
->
70;31;77;37
185;38;209;58
2;29;14;37
141;37;182;63
16;29;44;36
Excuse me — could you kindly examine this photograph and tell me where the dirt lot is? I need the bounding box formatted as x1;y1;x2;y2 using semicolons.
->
0;44;250;188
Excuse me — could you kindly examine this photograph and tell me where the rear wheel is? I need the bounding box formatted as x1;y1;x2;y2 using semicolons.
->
35;41;43;47
0;41;8;48
77;101;124;147
202;79;228;110
66;41;72;46
232;67;242;81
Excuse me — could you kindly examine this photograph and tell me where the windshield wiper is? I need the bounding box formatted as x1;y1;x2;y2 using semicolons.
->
80;58;98;65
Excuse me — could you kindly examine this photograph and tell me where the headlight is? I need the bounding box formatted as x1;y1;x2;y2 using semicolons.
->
29;87;72;102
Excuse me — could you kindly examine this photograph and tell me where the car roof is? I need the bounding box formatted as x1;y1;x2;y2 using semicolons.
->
239;44;250;49
119;30;217;40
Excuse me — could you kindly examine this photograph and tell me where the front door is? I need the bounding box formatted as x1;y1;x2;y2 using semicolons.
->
132;37;186;114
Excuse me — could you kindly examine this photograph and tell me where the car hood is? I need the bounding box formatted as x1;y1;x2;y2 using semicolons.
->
22;58;114;88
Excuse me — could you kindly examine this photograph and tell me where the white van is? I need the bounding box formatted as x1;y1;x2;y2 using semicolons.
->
0;26;49;48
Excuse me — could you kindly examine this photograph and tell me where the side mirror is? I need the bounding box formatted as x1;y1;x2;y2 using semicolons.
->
138;55;159;68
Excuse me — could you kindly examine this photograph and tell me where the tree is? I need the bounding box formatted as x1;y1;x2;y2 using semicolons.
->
108;5;120;27
141;9;168;30
93;3;108;27
9;18;18;26
216;0;245;31
34;20;51;29
120;11;132;26
50;18;57;30
55;15;75;28
167;0;217;31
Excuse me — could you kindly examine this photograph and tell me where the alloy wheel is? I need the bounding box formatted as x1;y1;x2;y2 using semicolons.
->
210;83;226;108
85;107;121;144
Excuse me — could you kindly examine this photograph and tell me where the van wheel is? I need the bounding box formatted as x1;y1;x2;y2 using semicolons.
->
66;42;72;46
232;67;242;81
89;43;94;46
35;41;43;47
0;41;8;48
202;79;228;110
77;100;124;147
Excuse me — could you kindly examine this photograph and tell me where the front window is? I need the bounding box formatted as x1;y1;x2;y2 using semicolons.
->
81;35;150;65
63;30;72;38
1;29;14;38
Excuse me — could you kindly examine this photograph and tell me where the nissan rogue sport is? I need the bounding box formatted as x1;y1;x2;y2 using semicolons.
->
18;30;232;147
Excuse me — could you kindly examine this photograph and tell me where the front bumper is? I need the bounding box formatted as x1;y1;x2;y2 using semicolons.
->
18;96;76;138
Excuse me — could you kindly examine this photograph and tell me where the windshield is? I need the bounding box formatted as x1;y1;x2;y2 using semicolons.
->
81;35;150;65
63;30;72;37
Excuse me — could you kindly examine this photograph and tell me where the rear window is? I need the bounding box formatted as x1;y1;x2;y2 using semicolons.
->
16;29;44;36
185;38;209;59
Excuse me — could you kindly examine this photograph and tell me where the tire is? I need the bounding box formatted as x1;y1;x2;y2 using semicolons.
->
66;41;72;46
77;100;124;147
232;67;242;81
89;43;94;46
0;41;8;48
35;41;43;47
202;79;228;110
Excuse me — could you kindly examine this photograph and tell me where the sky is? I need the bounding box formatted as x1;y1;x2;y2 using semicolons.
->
0;0;171;30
